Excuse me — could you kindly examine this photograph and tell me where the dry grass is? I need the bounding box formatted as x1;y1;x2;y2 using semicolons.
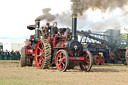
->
0;60;128;85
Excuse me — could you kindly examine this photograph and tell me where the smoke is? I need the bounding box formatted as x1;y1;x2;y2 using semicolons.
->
71;0;128;15
55;11;72;27
53;9;128;33
70;0;128;32
36;8;56;21
35;1;128;33
77;10;127;32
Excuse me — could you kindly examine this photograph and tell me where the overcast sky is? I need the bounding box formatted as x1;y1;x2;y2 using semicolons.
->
0;0;71;43
0;0;128;43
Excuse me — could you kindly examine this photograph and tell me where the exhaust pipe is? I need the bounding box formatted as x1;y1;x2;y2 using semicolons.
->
72;14;78;40
35;19;40;39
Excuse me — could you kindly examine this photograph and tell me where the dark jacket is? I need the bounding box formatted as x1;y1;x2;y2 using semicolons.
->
51;27;58;37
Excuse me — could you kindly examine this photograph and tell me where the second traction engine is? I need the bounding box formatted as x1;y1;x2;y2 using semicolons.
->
20;14;93;72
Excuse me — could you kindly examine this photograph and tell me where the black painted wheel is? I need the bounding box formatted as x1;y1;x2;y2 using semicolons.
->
79;51;93;72
21;46;26;67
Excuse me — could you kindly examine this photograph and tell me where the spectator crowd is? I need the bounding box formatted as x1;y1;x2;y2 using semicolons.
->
0;50;21;60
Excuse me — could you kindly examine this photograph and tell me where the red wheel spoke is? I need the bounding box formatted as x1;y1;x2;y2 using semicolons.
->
57;63;61;68
85;54;88;58
84;66;87;70
38;48;44;53
86;58;90;64
61;62;65;67
86;61;90;64
62;57;66;60
36;55;40;58
58;53;61;58
41;57;44;61
39;60;42;65
37;58;42;66
58;63;61;66
38;47;42;51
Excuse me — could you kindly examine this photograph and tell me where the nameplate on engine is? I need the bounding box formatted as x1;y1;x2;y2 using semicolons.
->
73;57;80;60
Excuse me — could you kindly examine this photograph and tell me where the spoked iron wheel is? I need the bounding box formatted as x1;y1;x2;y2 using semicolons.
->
94;55;100;65
79;51;93;72
35;41;45;69
96;56;100;65
56;50;69;72
35;39;51;69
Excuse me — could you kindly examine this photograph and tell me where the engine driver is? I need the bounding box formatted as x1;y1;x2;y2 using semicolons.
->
41;22;52;39
45;23;51;34
51;22;58;38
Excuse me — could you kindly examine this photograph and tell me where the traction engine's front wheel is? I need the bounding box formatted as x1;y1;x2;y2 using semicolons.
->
79;50;93;72
56;50;69;72
21;47;26;67
20;46;33;67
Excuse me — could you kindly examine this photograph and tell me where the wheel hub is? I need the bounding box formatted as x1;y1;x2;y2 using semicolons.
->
59;59;62;63
39;52;43;56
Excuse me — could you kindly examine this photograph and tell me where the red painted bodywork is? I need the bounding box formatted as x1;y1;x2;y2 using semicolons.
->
47;34;86;62
25;44;35;59
48;34;68;48
25;30;86;63
26;44;33;55
69;57;85;63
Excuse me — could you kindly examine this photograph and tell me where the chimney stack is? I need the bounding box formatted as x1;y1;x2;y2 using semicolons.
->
72;14;78;40
35;19;40;39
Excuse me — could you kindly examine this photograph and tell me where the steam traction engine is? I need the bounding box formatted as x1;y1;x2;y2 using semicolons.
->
21;14;93;72
77;30;127;65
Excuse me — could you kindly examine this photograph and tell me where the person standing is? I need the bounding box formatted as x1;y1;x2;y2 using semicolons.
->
50;22;58;63
41;23;51;39
51;22;58;38
46;23;51;33
125;47;128;65
5;50;10;60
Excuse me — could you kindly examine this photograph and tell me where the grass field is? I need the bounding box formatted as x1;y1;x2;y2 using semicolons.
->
0;60;128;85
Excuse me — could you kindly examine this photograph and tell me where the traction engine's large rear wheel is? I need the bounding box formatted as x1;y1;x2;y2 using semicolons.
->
79;51;93;72
56;50;69;72
35;39;51;69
